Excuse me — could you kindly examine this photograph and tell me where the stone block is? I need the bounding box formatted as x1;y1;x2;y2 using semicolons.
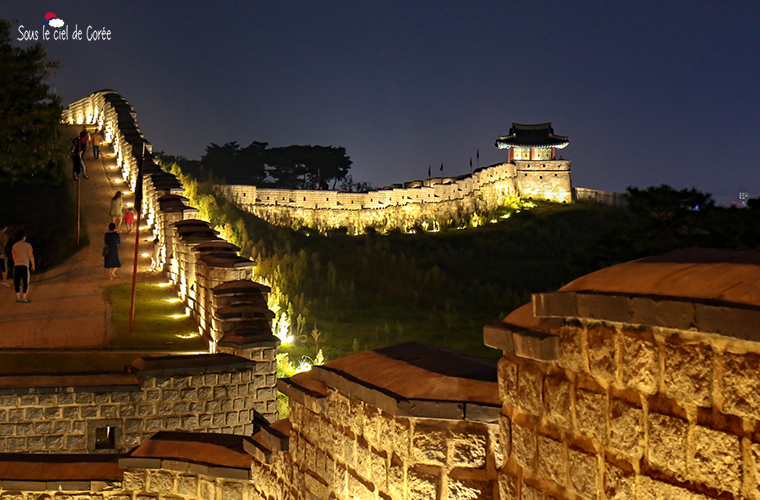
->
371;452;387;490
608;399;643;459
19;394;37;406
543;375;572;430
158;403;174;416
451;431;487;469
412;426;447;466
7;408;22;422
568;448;598;499
408;468;437;500
513;330;559;361
177;474;198;496
621;331;658;395
43;406;61;420
511;422;536;471
148;470;174;493
533;291;577;318
537;434;565;486
662;341;713;407
145;390;160;402
631;296;695;331
516;363;543;416
222;481;244;500
557;325;584;372
497;357;518;407
447;478;493;500
119;404;136;418
522;485;545;500
35;422;53;435
123;470;147;490
604;463;634;500
25;407;43;420
692;425;741;494
575;389;606;443
647;413;687;478
498;474;518;500
636;475;709;500
586;326;616;382
577;293;631;323
721;351;760;419
67;434;86;449
483;321;514;353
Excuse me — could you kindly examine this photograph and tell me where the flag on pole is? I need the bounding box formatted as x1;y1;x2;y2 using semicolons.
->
428;166;431;178
476;149;479;159
469;158;472;172
440;163;443;172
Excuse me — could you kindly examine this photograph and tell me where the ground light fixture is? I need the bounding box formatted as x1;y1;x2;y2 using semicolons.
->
157;282;171;288
141;253;150;257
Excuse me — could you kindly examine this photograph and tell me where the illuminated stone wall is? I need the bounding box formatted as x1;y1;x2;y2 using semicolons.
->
219;160;572;233
0;358;273;455
250;387;502;499
491;305;760;498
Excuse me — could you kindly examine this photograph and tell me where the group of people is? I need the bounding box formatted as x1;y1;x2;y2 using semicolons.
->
0;226;35;303
71;126;104;180
104;191;162;279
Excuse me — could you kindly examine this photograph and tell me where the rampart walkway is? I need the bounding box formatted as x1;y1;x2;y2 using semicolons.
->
0;126;147;348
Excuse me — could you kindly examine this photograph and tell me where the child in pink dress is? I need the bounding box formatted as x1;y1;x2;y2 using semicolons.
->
124;207;135;234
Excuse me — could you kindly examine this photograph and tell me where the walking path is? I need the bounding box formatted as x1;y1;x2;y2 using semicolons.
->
0;126;151;348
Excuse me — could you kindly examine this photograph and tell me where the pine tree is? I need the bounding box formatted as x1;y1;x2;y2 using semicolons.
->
0;19;65;180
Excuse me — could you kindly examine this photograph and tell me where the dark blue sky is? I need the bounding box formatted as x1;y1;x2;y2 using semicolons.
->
4;1;759;198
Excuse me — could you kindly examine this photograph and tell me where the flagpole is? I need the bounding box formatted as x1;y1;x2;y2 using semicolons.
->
128;143;145;333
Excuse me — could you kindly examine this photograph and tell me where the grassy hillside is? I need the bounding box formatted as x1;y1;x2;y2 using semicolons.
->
193;188;632;360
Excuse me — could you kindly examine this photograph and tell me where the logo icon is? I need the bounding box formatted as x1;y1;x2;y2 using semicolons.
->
45;12;65;28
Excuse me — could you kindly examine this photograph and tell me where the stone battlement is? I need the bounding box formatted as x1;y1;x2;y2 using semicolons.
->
219;159;572;233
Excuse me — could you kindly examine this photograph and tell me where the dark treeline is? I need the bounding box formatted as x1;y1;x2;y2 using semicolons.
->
161;140;352;190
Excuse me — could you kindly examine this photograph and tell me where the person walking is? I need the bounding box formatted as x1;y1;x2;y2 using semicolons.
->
78;127;89;160
11;230;35;303
91;129;103;160
0;226;9;286
104;223;121;279
71;139;88;180
150;236;163;272
110;191;123;231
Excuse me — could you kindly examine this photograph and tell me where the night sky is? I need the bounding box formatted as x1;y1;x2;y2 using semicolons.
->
4;1;759;200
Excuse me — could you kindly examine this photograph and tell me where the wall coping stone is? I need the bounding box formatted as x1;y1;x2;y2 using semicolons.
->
534;290;760;341
0;372;140;394
128;353;255;377
121;431;252;478
212;280;271;296
0;453;122;482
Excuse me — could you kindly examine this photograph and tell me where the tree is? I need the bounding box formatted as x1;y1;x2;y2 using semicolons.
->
0;19;65;180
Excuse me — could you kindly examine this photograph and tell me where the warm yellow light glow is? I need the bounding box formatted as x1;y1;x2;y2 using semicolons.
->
157;282;171;288
123;191;132;195
126;203;134;207
169;314;185;319
167;298;181;303
108;165;117;169
141;253;150;257
176;332;200;339
113;178;123;183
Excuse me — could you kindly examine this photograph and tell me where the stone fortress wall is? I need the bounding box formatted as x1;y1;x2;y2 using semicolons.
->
219;160;572;233
2;92;744;500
